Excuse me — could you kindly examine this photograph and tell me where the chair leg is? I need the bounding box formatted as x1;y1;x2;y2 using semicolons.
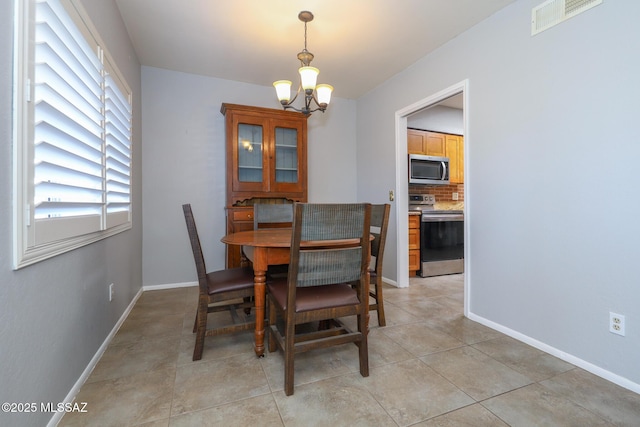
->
192;298;208;361
267;296;277;353
192;311;198;333
284;318;296;396
243;296;252;315
357;313;370;377
375;279;386;327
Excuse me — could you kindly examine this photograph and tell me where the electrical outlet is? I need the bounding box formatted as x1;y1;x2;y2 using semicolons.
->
609;312;625;336
452;192;459;201
109;283;114;302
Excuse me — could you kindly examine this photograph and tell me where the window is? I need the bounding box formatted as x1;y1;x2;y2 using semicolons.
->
13;0;132;269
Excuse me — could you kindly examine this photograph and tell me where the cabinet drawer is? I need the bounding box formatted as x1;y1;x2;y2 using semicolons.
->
408;227;420;250
409;249;420;272
408;215;420;229
232;210;254;221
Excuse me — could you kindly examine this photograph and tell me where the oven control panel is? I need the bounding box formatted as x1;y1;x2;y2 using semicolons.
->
409;194;435;205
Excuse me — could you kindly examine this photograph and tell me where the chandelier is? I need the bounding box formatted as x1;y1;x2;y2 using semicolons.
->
273;11;333;116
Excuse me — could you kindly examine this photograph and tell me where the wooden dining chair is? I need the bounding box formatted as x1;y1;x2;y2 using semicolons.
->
267;203;372;395
369;203;391;327
182;204;256;361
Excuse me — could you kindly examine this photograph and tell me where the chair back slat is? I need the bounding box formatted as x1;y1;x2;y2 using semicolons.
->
370;232;381;257
371;205;387;229
182;204;208;291
296;247;363;287
254;203;293;229
299;203;367;241
370;204;390;267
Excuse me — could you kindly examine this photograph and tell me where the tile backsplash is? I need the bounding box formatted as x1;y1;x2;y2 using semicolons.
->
409;183;464;202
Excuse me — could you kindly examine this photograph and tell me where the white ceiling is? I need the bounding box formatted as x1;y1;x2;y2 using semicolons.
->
114;0;516;100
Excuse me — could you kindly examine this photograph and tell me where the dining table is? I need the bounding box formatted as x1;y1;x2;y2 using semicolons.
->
221;228;371;357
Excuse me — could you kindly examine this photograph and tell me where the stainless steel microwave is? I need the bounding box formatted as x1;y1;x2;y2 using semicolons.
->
409;154;450;185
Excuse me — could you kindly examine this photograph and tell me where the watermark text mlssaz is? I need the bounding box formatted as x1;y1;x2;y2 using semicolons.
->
2;402;88;413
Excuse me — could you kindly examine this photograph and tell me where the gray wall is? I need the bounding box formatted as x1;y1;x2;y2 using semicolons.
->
141;67;357;287
408;105;464;135
0;1;142;426
357;0;640;387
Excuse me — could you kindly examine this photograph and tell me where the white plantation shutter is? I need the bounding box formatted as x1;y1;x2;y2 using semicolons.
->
13;0;133;268
104;58;132;228
33;0;104;244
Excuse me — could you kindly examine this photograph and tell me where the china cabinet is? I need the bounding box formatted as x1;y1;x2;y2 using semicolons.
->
221;104;308;267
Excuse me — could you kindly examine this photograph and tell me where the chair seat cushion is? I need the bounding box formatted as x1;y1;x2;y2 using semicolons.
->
268;279;359;313
206;267;255;295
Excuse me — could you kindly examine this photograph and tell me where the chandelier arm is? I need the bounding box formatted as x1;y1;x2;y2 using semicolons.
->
309;92;327;110
304;92;313;115
282;104;304;114
281;93;326;115
305;104;327;114
304;92;327;113
281;84;302;108
281;85;305;114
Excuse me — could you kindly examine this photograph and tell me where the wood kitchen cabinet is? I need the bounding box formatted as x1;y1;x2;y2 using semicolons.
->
408;214;421;276
445;134;464;184
407;129;446;157
222;103;308;267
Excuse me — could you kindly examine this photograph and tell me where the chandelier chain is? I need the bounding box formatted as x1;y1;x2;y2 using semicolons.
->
304;21;308;52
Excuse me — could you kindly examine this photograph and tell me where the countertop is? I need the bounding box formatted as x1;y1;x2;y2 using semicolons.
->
409;201;464;215
435;201;464;210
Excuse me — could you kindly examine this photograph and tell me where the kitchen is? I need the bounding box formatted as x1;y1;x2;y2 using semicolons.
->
406;94;464;278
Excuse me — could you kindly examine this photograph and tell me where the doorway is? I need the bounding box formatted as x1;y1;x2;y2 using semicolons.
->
394;80;469;317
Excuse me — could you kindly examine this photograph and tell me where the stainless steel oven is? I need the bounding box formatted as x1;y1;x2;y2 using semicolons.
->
409;194;464;277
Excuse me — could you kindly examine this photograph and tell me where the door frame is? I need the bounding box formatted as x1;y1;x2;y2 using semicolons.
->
394;79;469;316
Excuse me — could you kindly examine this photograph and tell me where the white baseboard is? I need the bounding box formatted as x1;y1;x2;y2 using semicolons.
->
48;287;144;427
143;280;197;291
382;275;400;288
467;311;640;394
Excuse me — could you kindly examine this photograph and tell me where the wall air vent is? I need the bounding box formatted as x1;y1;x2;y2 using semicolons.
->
532;0;603;35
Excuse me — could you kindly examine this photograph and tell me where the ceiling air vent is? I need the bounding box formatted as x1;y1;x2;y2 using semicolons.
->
532;0;603;35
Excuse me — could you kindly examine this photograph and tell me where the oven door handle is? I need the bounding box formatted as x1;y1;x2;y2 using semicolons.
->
422;214;464;222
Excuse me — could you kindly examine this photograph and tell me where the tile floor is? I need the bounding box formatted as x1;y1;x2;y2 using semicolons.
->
60;274;640;426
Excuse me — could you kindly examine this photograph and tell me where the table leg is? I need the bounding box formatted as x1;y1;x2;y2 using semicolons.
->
253;248;268;357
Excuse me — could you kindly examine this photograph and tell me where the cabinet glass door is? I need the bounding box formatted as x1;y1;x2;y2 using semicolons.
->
274;126;298;184
237;123;263;183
